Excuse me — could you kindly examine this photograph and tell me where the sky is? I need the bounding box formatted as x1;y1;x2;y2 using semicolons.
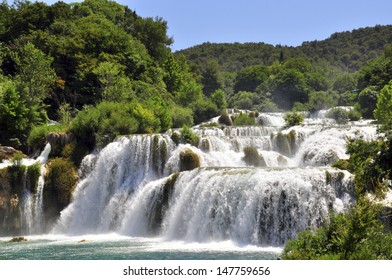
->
40;0;392;51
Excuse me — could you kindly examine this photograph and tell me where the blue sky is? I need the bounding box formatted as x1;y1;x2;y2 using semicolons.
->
40;0;392;51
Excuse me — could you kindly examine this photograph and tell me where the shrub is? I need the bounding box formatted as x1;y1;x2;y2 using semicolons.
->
27;163;41;193
171;106;194;128
348;109;361;121
281;199;392;260
284;111;304;128
70;101;165;150
180;125;200;147
326;108;349;124
191;98;219;124
243;147;266;167
232;112;256;126
28;124;67;150
199;122;219;128
179;149;201;171
45;158;78;209
332;159;349;170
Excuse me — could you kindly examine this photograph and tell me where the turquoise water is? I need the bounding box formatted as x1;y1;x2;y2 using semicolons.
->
0;235;282;260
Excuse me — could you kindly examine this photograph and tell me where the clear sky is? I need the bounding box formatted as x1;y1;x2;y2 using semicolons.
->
39;0;392;51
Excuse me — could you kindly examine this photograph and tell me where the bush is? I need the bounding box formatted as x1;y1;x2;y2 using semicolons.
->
191;98;219;124
284;111;304;128
28;124;67;150
179;149;201;171
232;112;256;126
326;108;349;124
332;159;349;170
45;158;78;209
70;101;165;150
171;106;194;128
27;163;41;193
348;109;361;121
180;125;199;146
281;199;392;260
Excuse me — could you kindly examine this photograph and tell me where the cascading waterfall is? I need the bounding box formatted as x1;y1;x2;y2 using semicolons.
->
21;143;51;235
53;110;378;246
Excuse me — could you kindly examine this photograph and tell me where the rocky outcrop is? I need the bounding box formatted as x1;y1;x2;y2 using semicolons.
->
45;133;73;157
0;146;24;161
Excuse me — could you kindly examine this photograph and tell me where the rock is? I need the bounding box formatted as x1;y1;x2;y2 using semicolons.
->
0;146;25;161
9;236;28;242
45;132;73;157
179;149;201;171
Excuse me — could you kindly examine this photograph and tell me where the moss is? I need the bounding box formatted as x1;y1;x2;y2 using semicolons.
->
171;131;181;145
152;135;160;173
337;171;345;182
160;140;168;173
243;147;266;167
275;132;292;157
149;173;179;233
218;112;232;126
9;236;28;242
274;130;296;157
45;158;78;210
200;138;210;152
7;165;26;196
326;171;332;185
199;122;219;127
26;163;41;193
152;136;168;174
179;149;201;171
332;159;349;170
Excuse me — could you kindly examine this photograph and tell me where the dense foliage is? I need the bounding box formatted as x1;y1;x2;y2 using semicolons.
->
178;25;392;114
0;0;217;152
282;199;392;260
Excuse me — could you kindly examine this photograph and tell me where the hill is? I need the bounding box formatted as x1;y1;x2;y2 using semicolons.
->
177;25;392;73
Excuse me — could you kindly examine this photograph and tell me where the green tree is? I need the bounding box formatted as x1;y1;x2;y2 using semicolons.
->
358;86;378;118
201;59;223;96
234;65;269;93
268;68;308;109
93;61;133;102
0;77;30;148
374;81;392;132
14;42;56;108
210;89;227;110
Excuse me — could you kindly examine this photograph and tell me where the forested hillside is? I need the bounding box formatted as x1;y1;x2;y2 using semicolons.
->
176;25;392;116
0;0;220;154
177;25;392;73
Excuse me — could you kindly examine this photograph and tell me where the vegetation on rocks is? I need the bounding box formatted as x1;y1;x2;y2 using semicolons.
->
179;149;201;171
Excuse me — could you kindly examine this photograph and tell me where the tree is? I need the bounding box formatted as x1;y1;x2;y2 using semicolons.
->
93;61;133;102
358;86;378;118
234;65;269;93
210;89;227;110
374;81;392;132
201;59;222;96
13;42;56;108
0;77;30;148
268;68;308;109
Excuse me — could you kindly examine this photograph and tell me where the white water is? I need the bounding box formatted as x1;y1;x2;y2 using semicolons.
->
21;143;51;235
52;109;377;246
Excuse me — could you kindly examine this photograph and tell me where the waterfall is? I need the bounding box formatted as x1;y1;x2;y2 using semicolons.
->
53;109;378;246
21;143;51;235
